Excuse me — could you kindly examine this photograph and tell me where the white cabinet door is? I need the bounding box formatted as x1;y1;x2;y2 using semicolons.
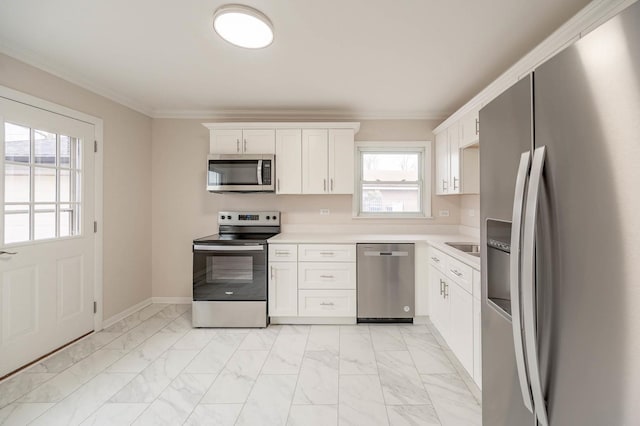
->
448;122;461;194
460;108;480;148
435;131;449;195
268;262;298;316
449;283;474;376
302;129;328;194
275;129;302;194
473;295;482;388
429;267;449;336
328;129;354;194
243;129;275;154
210;129;242;154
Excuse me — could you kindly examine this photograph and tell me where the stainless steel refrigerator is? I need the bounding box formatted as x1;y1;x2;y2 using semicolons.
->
480;2;640;425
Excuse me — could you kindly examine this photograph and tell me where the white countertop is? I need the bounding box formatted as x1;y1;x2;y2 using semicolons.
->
268;232;481;269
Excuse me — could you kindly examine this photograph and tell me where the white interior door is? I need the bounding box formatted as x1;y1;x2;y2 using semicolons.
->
0;97;95;377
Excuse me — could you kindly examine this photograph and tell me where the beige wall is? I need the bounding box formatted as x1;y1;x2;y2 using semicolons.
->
460;194;480;228
151;118;461;298
0;53;153;319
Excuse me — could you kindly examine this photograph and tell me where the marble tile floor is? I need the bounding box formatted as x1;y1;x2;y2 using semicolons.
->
0;304;481;425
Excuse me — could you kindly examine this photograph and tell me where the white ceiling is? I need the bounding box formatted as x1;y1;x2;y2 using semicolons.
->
0;0;592;119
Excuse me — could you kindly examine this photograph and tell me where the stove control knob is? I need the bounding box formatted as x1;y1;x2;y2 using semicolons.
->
273;216;278;220
227;215;232;219
220;215;224;220
266;216;271;220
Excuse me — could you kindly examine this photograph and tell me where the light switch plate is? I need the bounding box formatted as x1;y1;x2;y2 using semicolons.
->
320;209;330;215
439;209;450;217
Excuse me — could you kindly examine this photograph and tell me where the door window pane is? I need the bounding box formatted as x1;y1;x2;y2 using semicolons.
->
60;135;71;168
34;167;56;202
34;210;56;240
60;169;71;202
34;129;56;165
5;164;30;202
362;183;421;213
5;122;30;163
5;209;30;243
362;153;419;182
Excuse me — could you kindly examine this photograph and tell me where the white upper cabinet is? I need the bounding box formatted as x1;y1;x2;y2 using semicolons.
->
301;129;354;195
328;129;355;194
435;130;450;195
209;128;275;154
448;122;461;194
302;129;329;194
460;108;480;148
434;121;479;195
275;129;302;194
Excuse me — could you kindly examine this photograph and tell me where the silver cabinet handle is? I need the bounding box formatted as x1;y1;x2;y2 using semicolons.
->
330;178;334;191
0;250;17;255
275;250;290;256
453;176;459;191
431;256;440;263
443;283;448;299
323;179;327;192
320;252;335;256
277;178;280;192
475;118;479;135
439;279;444;296
236;139;240;153
244;139;247;152
442;180;447;192
270;266;275;280
450;269;463;277
510;151;534;413
522;146;549;426
319;275;334;279
320;302;334;306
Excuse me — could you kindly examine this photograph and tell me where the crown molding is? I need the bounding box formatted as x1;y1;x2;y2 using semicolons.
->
0;43;154;117
151;108;448;121
433;0;637;134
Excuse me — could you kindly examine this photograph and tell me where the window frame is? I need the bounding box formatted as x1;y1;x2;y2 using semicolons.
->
353;141;432;219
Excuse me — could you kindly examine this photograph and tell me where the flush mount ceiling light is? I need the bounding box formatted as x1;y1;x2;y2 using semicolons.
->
213;4;274;49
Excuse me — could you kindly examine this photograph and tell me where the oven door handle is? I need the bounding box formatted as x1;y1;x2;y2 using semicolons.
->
193;244;264;251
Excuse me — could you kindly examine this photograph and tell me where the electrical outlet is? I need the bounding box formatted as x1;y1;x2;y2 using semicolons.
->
320;209;330;215
439;209;450;217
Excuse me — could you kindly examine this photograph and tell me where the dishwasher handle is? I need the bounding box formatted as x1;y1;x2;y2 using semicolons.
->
363;251;409;257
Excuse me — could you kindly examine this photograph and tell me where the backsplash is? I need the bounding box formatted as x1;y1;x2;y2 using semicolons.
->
460;194;480;229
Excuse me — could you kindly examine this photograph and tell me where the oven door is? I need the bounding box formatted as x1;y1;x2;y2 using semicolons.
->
207;155;274;192
193;243;267;301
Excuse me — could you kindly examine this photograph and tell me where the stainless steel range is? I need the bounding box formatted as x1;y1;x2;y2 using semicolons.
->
192;211;280;327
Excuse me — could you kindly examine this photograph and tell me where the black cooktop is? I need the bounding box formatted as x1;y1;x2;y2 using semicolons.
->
194;233;279;244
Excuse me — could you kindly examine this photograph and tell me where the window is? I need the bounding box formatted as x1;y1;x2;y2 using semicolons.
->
4;122;82;244
355;142;431;218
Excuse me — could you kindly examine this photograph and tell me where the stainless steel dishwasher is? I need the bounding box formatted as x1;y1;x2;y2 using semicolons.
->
357;243;415;322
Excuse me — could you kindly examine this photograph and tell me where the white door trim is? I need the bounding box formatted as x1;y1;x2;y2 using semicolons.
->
0;84;104;331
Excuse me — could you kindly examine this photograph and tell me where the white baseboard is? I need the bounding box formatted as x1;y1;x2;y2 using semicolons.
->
151;297;192;304
102;297;152;330
413;316;430;325
270;317;356;325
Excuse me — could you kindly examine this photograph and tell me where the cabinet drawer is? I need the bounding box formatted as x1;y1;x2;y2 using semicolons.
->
429;248;446;271
298;262;356;290
298;244;356;262
446;256;473;293
298;290;356;317
269;244;298;262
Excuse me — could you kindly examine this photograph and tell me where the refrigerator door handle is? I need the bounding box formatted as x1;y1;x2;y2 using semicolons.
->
522;146;549;426
510;151;534;413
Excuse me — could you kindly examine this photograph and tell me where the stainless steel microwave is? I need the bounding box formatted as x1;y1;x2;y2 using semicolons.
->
207;154;275;193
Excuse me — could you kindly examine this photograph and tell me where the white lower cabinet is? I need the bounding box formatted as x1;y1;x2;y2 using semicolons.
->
269;243;356;323
429;247;478;381
268;262;298;317
473;269;482;389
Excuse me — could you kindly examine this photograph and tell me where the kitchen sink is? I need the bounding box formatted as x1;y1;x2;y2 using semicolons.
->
445;242;480;256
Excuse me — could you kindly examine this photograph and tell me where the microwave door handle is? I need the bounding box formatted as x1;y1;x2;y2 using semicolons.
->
522;146;549;426
510;151;534;413
257;160;263;185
